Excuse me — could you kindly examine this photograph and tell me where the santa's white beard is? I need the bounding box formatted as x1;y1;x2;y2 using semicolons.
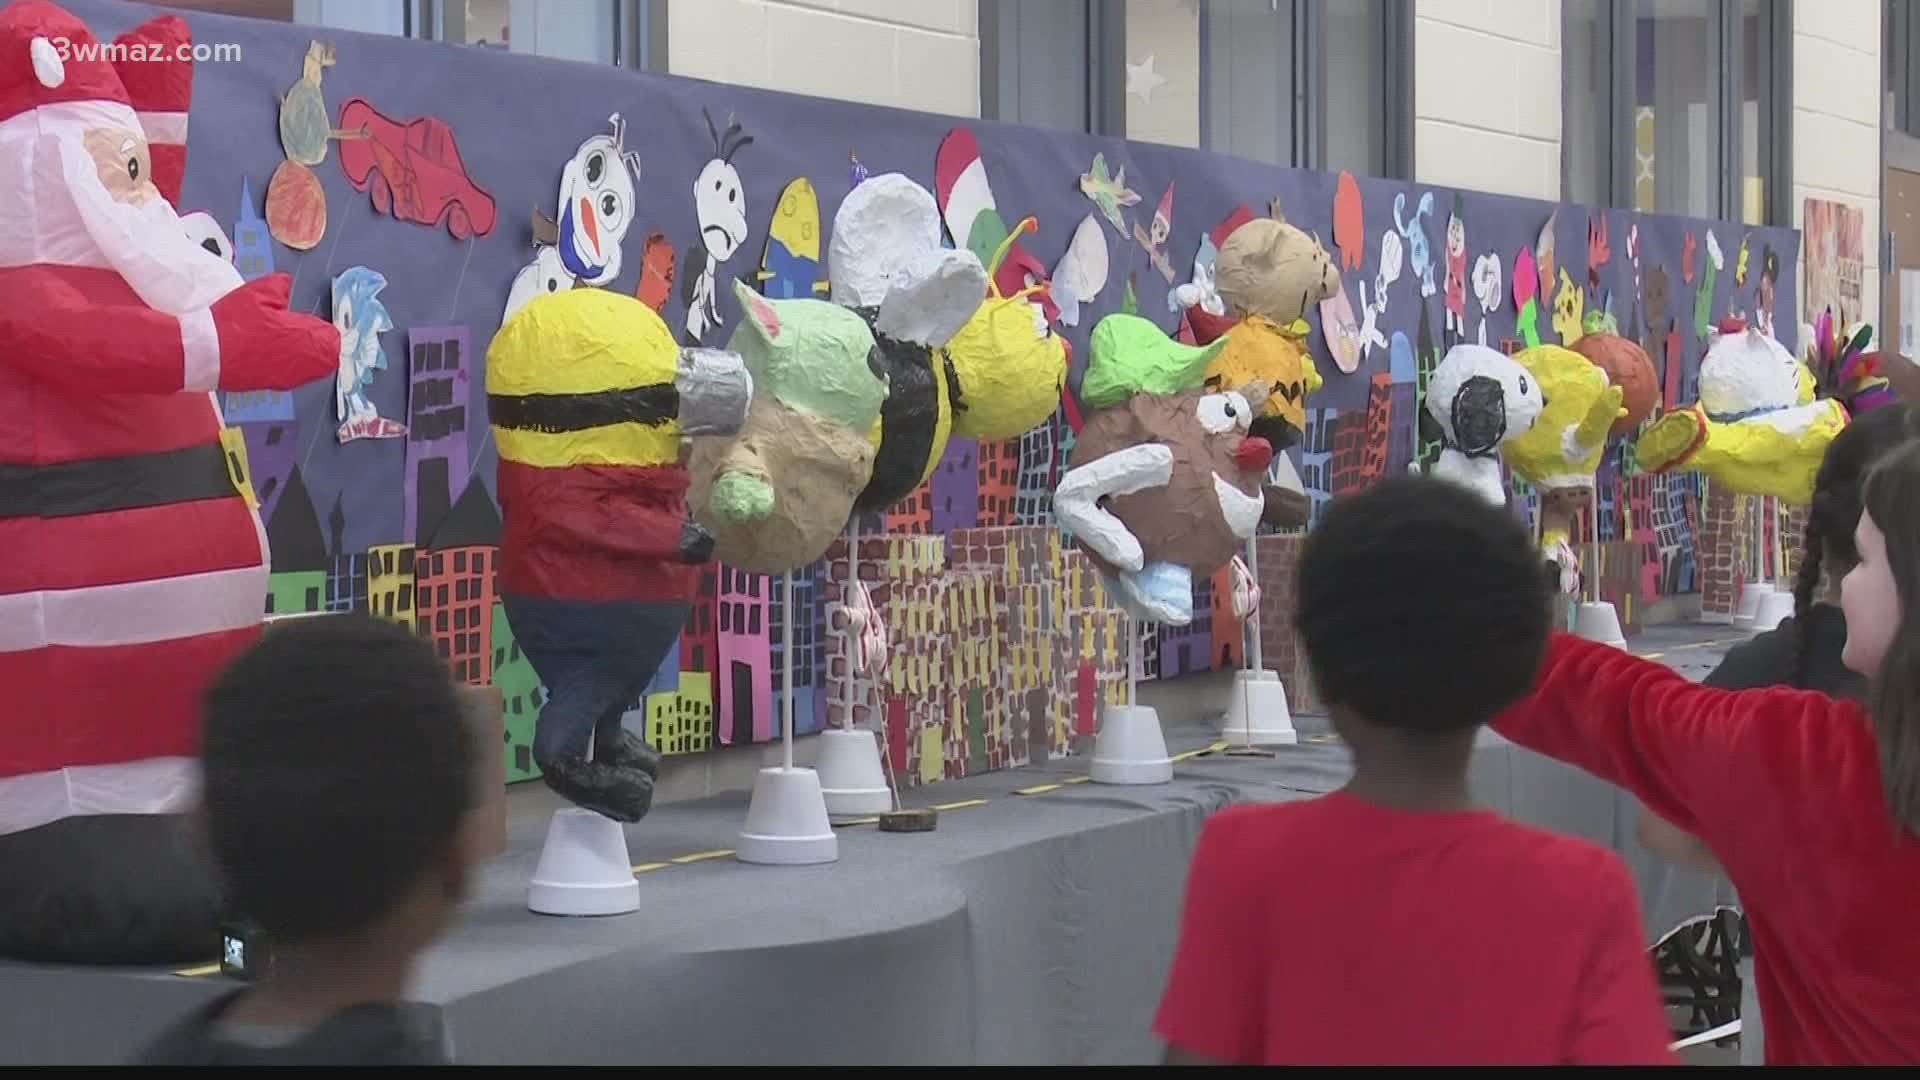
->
53;134;243;315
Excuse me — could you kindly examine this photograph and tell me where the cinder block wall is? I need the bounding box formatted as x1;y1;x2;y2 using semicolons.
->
668;0;980;119
1413;0;1563;200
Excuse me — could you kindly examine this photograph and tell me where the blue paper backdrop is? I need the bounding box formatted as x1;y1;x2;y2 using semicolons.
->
59;0;1802;770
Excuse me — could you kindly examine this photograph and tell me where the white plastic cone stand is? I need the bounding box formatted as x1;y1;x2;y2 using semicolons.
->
1219;538;1297;746
736;570;839;866
528;808;641;917
1091;615;1173;785
817;728;892;819
1732;582;1765;630
1223;670;1298;745
1574;601;1629;649
1751;587;1796;633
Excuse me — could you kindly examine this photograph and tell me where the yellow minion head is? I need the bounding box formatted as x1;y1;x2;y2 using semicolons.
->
944;221;1069;441
486;288;751;469
1503;344;1625;492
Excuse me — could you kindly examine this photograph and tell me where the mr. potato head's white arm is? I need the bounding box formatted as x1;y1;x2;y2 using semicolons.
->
1054;442;1176;573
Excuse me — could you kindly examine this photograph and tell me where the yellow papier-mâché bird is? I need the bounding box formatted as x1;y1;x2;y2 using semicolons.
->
1633;318;1848;506
1503;344;1625;495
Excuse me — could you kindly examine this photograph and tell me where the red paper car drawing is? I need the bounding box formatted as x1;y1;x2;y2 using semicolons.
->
336;97;497;240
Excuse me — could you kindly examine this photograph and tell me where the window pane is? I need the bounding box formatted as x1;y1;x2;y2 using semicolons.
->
987;0;1090;133
1125;0;1201;148
1634;0;1718;218
1322;0;1385;176
1201;0;1295;166
1740;0;1775;224
153;0;296;19
1562;0;1607;206
454;0;511;47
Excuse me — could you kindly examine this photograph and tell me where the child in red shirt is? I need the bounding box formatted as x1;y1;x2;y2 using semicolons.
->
1154;477;1676;1066
1493;439;1920;1065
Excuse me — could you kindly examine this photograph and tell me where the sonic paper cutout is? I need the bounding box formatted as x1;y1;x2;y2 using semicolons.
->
332;266;407;442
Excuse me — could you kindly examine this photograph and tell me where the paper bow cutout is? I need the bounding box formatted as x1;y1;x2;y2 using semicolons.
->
834;580;890;678
1229;555;1261;621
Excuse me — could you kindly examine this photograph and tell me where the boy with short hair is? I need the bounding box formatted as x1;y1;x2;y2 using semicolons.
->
134;615;479;1065
1153;477;1676;1066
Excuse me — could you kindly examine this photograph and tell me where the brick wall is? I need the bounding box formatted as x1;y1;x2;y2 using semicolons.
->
1251;533;1316;713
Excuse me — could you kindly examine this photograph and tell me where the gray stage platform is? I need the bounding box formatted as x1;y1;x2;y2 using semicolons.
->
0;627;1745;1066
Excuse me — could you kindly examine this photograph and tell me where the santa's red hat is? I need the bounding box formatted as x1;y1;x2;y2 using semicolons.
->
0;1;133;123
112;15;193;206
0;3;194;205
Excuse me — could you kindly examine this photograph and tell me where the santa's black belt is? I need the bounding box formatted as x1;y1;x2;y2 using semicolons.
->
0;442;238;520
487;385;678;434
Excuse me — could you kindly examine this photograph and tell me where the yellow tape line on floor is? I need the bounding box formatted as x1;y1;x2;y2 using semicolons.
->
175;743;1257;974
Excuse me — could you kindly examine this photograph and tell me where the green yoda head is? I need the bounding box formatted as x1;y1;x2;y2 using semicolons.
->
686;282;889;574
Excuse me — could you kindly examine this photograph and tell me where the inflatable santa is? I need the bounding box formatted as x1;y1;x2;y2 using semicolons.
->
0;2;339;963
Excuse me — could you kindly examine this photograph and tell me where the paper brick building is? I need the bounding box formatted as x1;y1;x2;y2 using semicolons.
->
1251;533;1315;713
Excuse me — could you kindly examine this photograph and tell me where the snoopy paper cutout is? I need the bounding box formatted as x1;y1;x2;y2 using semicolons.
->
1393;191;1435;298
683;109;753;345
332;266;407;442
1471;253;1501;346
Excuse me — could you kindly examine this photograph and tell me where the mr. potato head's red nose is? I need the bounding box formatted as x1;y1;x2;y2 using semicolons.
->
1236;436;1274;474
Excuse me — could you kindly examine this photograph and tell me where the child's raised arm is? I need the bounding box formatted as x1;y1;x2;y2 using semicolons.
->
1492;632;1861;848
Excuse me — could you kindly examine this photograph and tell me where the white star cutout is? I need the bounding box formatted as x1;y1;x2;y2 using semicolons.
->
1126;54;1167;104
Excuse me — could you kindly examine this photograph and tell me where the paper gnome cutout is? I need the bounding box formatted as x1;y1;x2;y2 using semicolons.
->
1058;315;1270;626
827;173;989;512
1504;345;1625;494
1419;344;1543;506
1571;309;1658;436
689;281;889;573
0;0;341;964
488;289;751;823
1213;215;1340;330
1634;318;1848;504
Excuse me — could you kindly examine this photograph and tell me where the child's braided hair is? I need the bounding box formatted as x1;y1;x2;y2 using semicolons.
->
1791;402;1920;687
